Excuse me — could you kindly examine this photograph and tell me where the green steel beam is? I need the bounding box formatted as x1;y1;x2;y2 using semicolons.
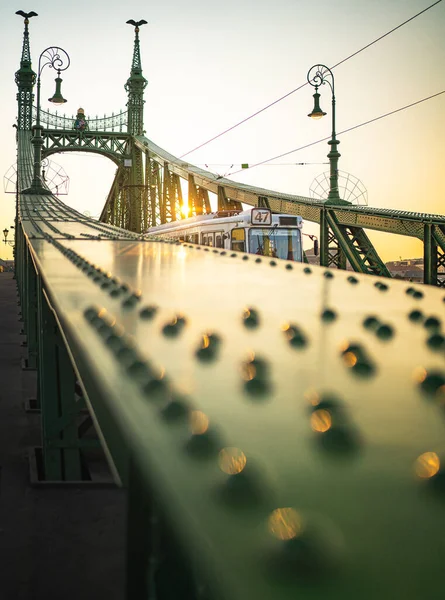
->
431;224;445;287
25;248;38;370
325;209;391;277
42;130;131;165
423;223;437;286
20;228;445;599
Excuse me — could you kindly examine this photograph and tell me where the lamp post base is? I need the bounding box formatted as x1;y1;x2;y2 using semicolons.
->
21;186;52;195
323;197;352;206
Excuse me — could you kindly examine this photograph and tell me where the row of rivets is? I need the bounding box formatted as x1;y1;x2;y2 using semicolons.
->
374;281;389;292
172;242;328;273
408;311;444;351
84;306;172;403
242;353;271;396
363;316;395;341
281;323;308;349
47;239;142;307
83;305;269;508
406;286;424;299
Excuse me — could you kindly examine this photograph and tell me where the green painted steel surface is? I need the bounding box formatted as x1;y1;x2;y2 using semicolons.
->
20;206;445;599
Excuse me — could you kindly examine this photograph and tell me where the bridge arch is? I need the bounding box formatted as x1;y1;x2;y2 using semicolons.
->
42;129;131;167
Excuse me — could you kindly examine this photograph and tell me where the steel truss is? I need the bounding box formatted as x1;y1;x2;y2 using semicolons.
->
321;209;391;277
424;223;445;287
42;130;130;164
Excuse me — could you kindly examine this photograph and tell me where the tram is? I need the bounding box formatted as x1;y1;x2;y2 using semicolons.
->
146;207;305;262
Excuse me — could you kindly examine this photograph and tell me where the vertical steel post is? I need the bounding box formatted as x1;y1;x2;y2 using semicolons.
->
423;223;437;286
38;286;82;480
319;208;329;267
25;249;38;370
55;325;82;480
37;283;62;479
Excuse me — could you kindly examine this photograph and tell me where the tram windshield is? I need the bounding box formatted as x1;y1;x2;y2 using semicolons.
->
249;228;302;261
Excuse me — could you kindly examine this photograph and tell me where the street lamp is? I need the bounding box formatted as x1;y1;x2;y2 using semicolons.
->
23;46;70;195
3;228;14;247
307;64;349;206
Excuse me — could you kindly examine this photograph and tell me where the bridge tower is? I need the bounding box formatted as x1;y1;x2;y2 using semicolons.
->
124;21;148;232
15;11;36;130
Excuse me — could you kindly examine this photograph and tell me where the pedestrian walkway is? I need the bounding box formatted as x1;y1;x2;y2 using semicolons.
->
0;272;125;600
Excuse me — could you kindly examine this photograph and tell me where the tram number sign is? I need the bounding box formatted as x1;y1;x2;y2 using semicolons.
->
251;208;272;225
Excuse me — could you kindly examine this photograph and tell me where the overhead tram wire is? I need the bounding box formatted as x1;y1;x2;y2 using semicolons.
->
225;90;445;176
179;0;443;160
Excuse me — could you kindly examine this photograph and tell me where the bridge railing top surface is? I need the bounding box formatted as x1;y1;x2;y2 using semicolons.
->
22;228;445;600
33;107;128;132
137;135;445;226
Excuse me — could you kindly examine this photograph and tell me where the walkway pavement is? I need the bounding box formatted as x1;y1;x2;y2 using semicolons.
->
0;272;125;600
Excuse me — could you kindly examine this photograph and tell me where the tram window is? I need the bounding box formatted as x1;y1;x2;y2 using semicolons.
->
202;232;214;246
231;228;245;252
191;234;199;244
215;232;223;248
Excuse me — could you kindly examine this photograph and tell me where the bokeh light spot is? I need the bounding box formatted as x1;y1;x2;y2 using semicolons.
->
189;410;209;435
310;409;332;433
268;508;302;540
415;452;440;479
218;447;247;475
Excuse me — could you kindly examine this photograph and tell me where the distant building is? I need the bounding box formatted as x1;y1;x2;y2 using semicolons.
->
0;259;14;272
303;251;444;284
385;258;424;282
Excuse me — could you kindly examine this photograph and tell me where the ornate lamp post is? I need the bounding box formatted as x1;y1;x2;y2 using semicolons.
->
307;64;349;206
24;47;70;194
3;227;15;247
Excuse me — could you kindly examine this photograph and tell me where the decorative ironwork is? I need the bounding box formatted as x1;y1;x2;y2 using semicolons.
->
4;158;69;196
15;11;37;130
125;20;148;136
307;64;334;94
310;170;368;205
38;46;70;80
42;130;130;164
34;107;128;132
307;64;348;206
23;45;71;194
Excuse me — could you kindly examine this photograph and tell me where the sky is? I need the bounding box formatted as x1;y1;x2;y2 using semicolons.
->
0;0;444;262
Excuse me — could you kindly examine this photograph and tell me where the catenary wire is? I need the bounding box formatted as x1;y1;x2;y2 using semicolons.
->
225;90;445;176
179;0;442;159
